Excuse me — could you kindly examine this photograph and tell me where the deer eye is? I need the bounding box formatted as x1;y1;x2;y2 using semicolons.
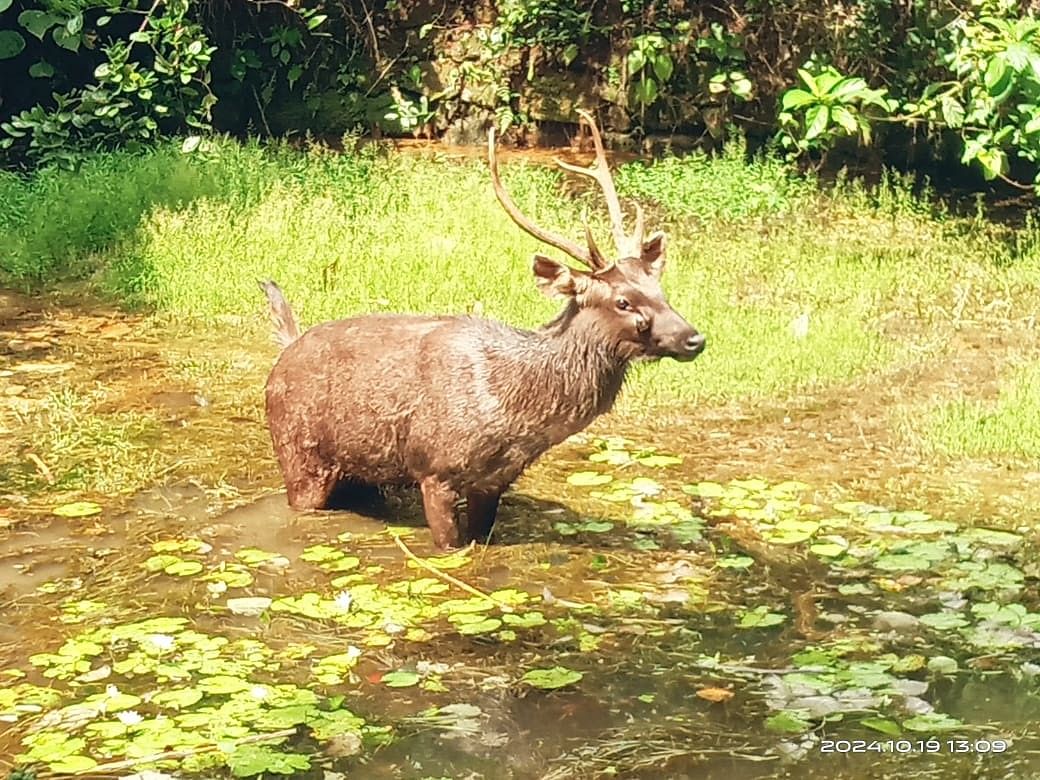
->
616;297;632;311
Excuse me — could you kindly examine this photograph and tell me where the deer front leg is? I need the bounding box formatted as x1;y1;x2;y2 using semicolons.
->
466;491;502;543
420;477;463;550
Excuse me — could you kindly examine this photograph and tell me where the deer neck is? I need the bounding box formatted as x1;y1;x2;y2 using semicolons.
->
519;301;630;426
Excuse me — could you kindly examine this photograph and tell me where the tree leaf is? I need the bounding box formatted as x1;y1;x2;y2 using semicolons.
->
984;55;1010;95
804;104;830;140
830;105;858;134
652;53;673;83
626;48;646;75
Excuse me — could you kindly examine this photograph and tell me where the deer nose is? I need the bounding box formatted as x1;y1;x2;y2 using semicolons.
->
685;333;706;355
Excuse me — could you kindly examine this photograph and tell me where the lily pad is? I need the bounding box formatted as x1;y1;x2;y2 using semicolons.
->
521;666;583;690
52;501;102;518
382;670;421;688
567;471;613;487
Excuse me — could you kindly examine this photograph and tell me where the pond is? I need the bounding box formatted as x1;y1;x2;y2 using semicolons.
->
2;290;1040;780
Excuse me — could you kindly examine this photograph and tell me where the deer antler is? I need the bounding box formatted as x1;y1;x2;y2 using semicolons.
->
554;109;645;259
488;127;605;271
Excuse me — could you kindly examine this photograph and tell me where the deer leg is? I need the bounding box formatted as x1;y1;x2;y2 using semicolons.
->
466;491;502;542
420;477;463;550
285;467;338;510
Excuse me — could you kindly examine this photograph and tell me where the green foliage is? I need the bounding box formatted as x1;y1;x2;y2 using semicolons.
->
1;0;215;167
0;144;214;281
923;10;1040;181
496;0;595;54
627;33;674;108
778;64;894;155
926;360;1040;458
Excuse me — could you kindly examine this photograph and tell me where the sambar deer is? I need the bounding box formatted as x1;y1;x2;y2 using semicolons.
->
261;110;705;549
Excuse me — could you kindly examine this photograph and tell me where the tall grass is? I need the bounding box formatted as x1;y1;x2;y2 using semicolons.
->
926;361;1040;460
2;136;1038;409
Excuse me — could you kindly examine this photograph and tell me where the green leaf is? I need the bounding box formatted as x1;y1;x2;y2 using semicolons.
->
862;717;901;736
975;147;1007;180
49;755;98;773
27;59;53;76
716;554;754;569
831;77;869;101
940;97;965;128
0;0;12;12
65;13;82;35
52;500;102;517
796;67;818;94
151;687;204;709
567;471;612;487
382;670;420;688
0;29;22;59
781;88;815;109
831;105;858;134
51;25;79;52
17;10;58;39
737;606;786;629
1005;41;1032;72
984;55;1010;95
197;675;251;694
903;713;962;732
804;104;830;140
627;48;646;75
522;666;583;690
652;53;674;83
633;453;682;467
766;710;813;733
633;76;658;105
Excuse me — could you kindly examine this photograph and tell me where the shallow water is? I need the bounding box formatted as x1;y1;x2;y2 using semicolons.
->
2;290;1040;778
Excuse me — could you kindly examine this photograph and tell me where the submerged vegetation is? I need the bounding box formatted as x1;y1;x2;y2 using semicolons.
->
1;134;1040;777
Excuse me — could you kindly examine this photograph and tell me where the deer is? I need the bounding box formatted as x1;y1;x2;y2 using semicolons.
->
261;110;705;550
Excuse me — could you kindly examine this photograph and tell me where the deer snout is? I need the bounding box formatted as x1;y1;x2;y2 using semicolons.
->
653;314;705;361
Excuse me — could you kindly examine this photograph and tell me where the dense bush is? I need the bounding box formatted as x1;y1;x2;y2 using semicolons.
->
1;1;1040;185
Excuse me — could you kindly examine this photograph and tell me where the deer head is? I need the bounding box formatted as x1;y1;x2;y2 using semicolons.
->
488;110;705;362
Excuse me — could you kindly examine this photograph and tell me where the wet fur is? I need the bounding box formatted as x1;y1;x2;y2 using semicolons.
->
261;257;698;550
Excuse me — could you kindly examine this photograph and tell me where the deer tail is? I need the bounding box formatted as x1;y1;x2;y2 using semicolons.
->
258;280;301;349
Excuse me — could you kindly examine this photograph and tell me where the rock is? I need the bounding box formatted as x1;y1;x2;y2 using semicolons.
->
442;112;492;146
520;72;598;122
873;610;920;633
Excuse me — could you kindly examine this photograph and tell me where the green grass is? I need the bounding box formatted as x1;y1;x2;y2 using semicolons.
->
0;384;164;496
2;136;1040;410
926;361;1040;459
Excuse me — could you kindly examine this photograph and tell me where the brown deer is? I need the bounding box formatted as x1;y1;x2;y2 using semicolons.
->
261;110;704;550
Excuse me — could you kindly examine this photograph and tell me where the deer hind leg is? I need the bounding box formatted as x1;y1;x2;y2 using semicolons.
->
420;477;463;550
466;491;502;543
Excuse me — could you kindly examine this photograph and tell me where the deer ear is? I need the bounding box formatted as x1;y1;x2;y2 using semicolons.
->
532;254;588;298
641;231;667;278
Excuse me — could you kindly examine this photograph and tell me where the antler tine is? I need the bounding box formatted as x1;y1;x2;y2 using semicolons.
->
488;126;597;270
582;216;608;271
554;109;631;257
631;204;645;249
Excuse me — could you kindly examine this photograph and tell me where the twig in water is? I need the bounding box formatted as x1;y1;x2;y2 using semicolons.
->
392;534;514;613
26;453;53;484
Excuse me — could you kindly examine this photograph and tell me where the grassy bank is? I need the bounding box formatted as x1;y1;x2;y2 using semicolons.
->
2;137;1040;414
